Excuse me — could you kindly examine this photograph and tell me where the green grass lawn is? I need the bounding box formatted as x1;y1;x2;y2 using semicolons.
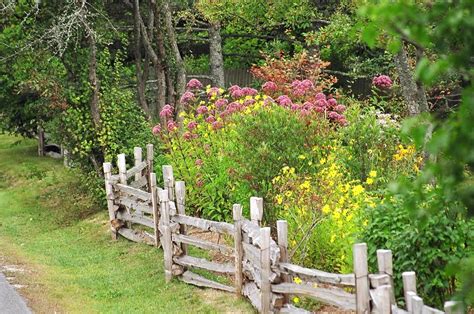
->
0;134;254;313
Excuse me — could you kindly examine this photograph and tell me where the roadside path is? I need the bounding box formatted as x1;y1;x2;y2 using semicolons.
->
0;272;31;314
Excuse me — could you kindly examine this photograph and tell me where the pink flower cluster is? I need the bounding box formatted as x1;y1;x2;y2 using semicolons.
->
186;79;203;90
372;75;393;89
228;85;258;99
180;91;195;104
291;79;314;96
159;104;173;118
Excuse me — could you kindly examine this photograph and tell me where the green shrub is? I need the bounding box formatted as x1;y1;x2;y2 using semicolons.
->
362;189;474;308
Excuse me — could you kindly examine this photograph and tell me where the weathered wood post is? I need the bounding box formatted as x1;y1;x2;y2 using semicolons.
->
406;291;423;314
354;243;370;314
402;271;416;311
260;226;271;314
146;144;154;191
175;181;187;255
277;220;289;305
103;162;117;240
38;126;45;157
444;301;463;314
160;189;173;282
233;204;243;296
250;197;263;226
162;165;175;203
117;153;127;185
377;249;395;304
372;285;391;314
150;172;160;247
133;147;142;181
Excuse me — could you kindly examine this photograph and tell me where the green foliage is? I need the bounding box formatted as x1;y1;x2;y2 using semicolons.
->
362;190;474;308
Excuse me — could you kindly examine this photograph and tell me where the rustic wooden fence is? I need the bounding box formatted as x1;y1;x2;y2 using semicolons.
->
102;144;463;314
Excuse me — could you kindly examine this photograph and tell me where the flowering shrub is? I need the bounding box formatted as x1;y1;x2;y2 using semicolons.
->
372;74;393;89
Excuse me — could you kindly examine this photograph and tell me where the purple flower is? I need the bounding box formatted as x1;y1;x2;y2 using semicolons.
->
231;88;244;99
167;120;178;132
215;98;228;109
315;99;328;108
228;85;241;93
212;121;223;130
159;104;173;118
152;124;161;135
328;111;341;120
244;99;256;107
196;105;208;115
195;159;203;167
290;103;301;111
183;132;194;140
372;75;393;89
301;79;314;89
262;81;278;93
276;95;292;107
303;102;314;110
186;79;203;90
187;121;198;131
180;91;195;104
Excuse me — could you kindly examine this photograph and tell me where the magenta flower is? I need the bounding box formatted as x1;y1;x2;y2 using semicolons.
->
290;103;301;111
159;104;173;118
152;124;161;135
315;92;326;100
263;96;275;106
195;159;204;167
262;81;278;93
303;101;314;110
242;87;258;96
205;115;216;123
207;87;221;98
215;98;228;109
183;132;194;141
167;120;178;132
315;106;325;113
180;91;195;104
372;75;393;89
335;105;346;113
244;99;256;106
231;88;244;99
315;99;328;108
186;79;203;90
276;95;292;107
196;105;208;115
327;98;337;108
328;111;341;120
228;85;241;93
301;79;314;89
212;121;223;130
187;121;198;131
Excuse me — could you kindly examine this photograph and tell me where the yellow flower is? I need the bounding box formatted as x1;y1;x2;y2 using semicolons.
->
285;191;293;197
289;167;295;174
298;154;306;160
366;177;374;185
293;277;302;284
275;195;283;205
369;170;377;178
352;185;364;196
272;176;281;184
293;297;300;304
308;161;313;166
322;204;330;214
330;234;336;243
299;181;311;190
319;158;326;165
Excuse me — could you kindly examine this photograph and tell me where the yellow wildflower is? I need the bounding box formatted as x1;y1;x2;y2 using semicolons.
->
299;181;311;190
366;177;374;185
285;191;293;197
319;158;326;165
293;277;302;284
298;154;306;160
352;184;364;196
293;297;300;304
369;170;377;178
289;167;295;174
275;195;283;205
330;234;336;243
322;204;330;214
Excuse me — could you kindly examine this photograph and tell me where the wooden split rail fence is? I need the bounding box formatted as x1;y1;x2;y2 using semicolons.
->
102;145;463;314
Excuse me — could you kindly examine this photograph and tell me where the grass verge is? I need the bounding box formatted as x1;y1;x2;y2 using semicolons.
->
0;134;253;313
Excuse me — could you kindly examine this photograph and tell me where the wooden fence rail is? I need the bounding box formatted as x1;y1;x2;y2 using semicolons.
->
102;145;464;314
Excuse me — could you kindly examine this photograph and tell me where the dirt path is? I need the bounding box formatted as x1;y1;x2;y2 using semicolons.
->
0;264;31;314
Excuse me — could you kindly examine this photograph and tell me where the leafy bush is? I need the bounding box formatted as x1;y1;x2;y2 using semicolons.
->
362;189;474;308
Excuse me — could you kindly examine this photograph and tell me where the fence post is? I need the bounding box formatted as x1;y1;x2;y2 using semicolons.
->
117;153;127;185
372;285;391;314
175;181;187;255
277;220;289;305
233;204;243;297
38;126;45;157
354;243;370;314
146;144;154;191
260;226;271;314
103;162;117;240
250;197;263;226
444;301;463;314
402;271;416;311
409;293;423;314
150;173;160;247
377;249;395;304
162;165;175;202
159;189;173;282
133;147;142;181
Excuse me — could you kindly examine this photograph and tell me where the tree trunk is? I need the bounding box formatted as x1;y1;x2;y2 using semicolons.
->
394;43;428;116
162;0;186;114
209;22;225;87
133;0;150;117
